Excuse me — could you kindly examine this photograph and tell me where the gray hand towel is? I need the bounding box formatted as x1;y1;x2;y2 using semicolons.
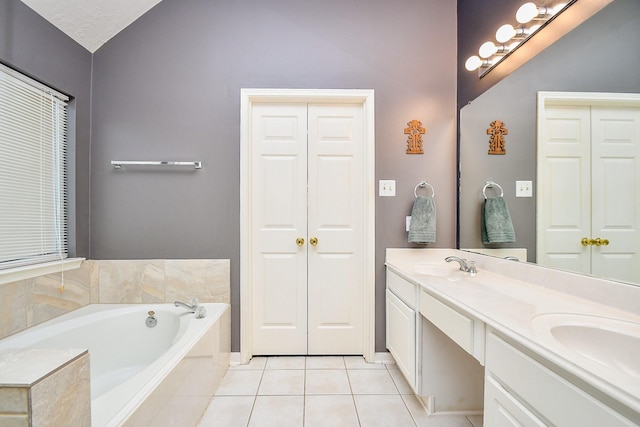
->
481;196;515;244
408;196;436;244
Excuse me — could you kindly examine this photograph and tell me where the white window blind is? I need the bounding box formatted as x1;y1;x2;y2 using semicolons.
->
0;64;70;270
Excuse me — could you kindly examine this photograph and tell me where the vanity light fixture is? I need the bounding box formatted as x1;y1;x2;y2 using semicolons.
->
465;1;574;77
496;24;529;43
465;56;492;72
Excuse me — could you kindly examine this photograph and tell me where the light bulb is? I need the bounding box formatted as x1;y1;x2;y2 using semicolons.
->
479;41;498;58
465;56;483;71
496;24;516;43
516;2;540;24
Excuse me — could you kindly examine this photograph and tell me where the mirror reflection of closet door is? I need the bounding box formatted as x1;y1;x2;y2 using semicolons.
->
538;100;640;284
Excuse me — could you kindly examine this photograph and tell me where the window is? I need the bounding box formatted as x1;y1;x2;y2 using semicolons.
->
0;64;69;270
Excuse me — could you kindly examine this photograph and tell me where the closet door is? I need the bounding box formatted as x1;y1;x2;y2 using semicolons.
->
538;105;591;274
590;106;640;284
250;102;365;355
307;104;364;355
251;103;309;354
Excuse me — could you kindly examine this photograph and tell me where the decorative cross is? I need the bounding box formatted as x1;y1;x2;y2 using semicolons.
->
487;120;508;155
405;119;425;154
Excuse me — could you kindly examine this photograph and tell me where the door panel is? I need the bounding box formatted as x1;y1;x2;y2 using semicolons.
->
251;103;308;355
591;107;640;283
307;104;364;354
539;106;591;273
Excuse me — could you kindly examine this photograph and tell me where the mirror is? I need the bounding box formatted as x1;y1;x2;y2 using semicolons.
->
459;0;640;285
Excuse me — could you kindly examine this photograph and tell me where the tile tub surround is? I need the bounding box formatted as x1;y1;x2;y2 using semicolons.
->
385;248;640;420
198;356;482;427
0;259;231;340
0;348;90;426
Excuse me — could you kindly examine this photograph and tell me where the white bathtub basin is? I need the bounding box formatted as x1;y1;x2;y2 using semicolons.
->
531;313;640;379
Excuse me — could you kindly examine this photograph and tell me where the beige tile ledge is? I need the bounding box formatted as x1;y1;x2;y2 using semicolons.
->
0;348;87;386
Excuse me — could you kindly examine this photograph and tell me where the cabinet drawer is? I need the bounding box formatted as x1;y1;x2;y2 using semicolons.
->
419;290;473;355
387;269;417;308
486;332;639;426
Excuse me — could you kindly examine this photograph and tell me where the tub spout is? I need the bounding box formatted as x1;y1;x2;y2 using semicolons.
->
174;299;206;318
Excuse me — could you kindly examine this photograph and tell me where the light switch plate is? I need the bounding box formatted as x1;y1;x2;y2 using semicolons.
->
406;216;411;231
379;180;396;196
516;180;533;197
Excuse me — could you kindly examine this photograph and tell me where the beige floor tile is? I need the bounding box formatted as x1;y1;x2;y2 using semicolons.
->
229;356;267;371
306;356;346;370
354;394;416;426
265;356;306;370
387;366;414;394
466;414;484;427
215;370;263;396
198;396;255;426
257;369;305;395
248;396;304;427
304;395;360;427
348;370;398;395
401;394;475;427
344;356;387;370
305;369;352;395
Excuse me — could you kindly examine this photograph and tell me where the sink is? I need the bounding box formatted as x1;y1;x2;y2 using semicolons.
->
531;313;640;379
413;263;464;281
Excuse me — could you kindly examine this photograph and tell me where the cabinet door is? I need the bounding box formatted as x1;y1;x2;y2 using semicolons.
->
386;289;416;389
485;376;547;427
486;332;639;426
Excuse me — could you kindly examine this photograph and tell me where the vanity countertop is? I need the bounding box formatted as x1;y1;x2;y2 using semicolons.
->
385;248;640;417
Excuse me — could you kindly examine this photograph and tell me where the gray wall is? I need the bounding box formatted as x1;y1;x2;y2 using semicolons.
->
90;0;458;352
0;0;92;258
458;0;640;259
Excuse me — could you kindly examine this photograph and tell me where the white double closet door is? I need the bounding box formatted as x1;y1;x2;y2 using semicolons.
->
538;99;640;284
250;102;364;355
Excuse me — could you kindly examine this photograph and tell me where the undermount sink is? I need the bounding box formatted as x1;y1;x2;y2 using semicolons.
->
413;263;464;281
531;313;640;379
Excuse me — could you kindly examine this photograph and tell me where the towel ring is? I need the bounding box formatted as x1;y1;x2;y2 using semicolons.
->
414;181;435;198
483;181;503;199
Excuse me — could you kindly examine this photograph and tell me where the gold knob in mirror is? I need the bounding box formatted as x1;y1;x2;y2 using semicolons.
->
310;237;318;246
594;238;610;246
296;237;305;246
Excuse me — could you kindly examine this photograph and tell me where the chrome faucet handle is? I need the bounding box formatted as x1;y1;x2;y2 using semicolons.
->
467;261;477;276
190;298;200;307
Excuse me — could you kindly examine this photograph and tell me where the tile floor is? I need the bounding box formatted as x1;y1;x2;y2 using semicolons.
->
198;356;483;427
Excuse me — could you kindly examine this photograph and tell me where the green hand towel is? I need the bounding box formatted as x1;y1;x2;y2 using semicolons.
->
481;197;515;244
409;196;436;244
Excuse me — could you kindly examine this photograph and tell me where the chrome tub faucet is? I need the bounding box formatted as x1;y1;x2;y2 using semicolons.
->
174;298;207;318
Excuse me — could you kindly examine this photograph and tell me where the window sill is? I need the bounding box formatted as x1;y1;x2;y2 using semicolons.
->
0;258;86;286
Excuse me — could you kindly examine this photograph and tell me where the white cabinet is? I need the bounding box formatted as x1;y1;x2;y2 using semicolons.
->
485;331;639;427
385;269;419;393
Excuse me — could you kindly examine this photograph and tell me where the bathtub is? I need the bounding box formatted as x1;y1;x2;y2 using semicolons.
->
0;303;230;426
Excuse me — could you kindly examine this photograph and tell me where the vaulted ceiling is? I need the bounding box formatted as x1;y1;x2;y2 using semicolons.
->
20;0;163;52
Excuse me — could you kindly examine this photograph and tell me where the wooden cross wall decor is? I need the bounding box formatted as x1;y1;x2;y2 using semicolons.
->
487;120;508;155
404;119;425;154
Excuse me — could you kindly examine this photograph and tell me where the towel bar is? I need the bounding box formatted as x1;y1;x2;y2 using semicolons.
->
111;161;202;169
414;181;435;198
483;181;503;199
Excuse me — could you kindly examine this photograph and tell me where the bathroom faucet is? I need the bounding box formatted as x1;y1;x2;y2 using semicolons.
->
174;298;207;318
445;256;477;275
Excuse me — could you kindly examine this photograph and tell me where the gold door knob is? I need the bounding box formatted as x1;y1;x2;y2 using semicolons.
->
310;237;318;246
594;238;610;246
581;238;594;246
296;237;305;246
